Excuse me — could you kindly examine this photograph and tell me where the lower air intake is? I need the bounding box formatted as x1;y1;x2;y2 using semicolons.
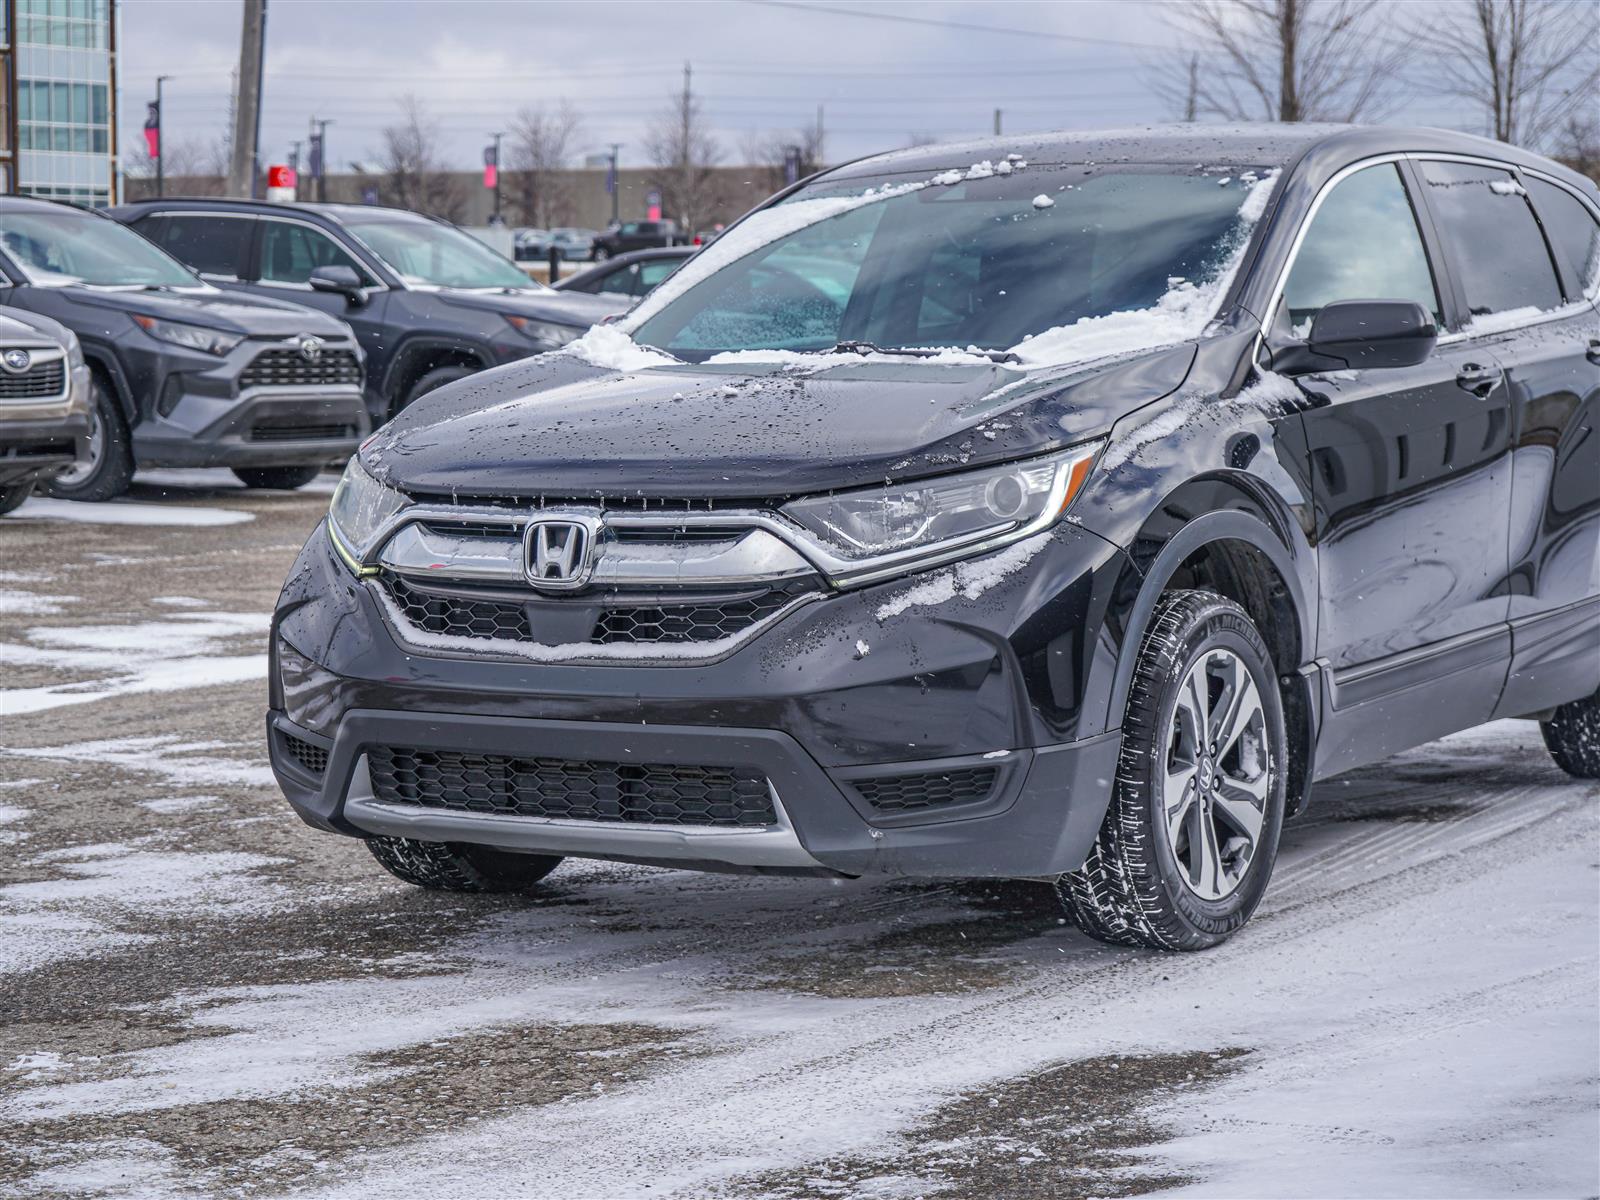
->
851;766;998;814
368;746;776;828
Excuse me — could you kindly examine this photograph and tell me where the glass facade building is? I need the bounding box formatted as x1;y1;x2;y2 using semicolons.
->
1;0;117;207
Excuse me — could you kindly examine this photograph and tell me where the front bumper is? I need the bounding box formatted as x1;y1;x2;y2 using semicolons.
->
0;409;91;487
268;520;1134;878
132;387;369;468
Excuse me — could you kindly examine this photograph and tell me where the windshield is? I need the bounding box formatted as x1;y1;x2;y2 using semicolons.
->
343;216;541;289
0;210;201;288
629;163;1275;366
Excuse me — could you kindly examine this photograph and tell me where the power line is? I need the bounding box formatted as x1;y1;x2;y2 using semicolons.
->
747;0;1178;50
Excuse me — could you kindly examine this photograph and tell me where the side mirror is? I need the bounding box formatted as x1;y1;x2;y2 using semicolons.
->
309;265;367;306
1276;299;1436;374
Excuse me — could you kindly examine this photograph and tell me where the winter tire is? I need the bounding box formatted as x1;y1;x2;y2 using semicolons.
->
365;836;563;893
1059;589;1287;951
399;365;475;415
46;374;134;503
1540;686;1600;779
0;482;31;516
232;465;324;490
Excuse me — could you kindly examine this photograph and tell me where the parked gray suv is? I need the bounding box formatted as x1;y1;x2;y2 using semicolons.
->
0;308;90;514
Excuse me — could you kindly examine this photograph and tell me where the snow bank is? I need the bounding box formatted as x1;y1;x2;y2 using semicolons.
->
9;497;253;526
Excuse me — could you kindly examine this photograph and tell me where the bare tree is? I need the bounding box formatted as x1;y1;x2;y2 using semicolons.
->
644;79;722;234
507;100;582;228
1154;1;1410;122
378;94;466;221
1553;111;1600;182
1411;0;1599;149
739;123;826;193
123;136;229;197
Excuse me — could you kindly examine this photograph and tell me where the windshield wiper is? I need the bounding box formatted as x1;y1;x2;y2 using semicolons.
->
827;339;1020;364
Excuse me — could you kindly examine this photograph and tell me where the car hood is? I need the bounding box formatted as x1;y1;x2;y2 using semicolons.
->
64;287;354;337
0;308;71;347
431;287;628;328
365;343;1198;500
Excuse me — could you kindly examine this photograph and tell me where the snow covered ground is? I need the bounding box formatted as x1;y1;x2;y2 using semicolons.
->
1;476;1596;1199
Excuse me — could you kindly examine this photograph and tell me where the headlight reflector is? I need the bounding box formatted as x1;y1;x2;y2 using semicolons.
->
328;458;410;568
783;442;1100;576
130;314;244;356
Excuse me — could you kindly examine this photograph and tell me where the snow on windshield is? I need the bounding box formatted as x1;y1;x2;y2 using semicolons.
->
572;162;1281;375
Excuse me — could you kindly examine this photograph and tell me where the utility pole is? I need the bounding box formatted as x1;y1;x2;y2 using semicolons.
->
287;139;303;198
1183;54;1200;122
311;118;333;202
678;60;692;230
227;0;266;198
815;103;825;167
153;75;171;197
608;142;621;225
993;108;1002;136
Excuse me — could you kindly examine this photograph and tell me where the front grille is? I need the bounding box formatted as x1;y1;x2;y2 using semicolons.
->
369;746;776;827
382;573;796;647
0;357;65;400
852;766;998;814
387;575;531;641
247;421;358;443
283;733;329;775
239;348;362;390
593;592;794;644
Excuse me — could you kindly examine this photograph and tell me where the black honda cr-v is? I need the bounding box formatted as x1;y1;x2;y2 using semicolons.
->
267;126;1600;950
110;199;625;419
0;197;367;499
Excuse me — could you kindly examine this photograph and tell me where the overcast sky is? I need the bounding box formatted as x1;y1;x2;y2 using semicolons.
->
115;0;1539;174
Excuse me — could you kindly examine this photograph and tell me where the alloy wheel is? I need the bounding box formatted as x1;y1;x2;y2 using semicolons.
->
1162;648;1272;901
54;401;105;488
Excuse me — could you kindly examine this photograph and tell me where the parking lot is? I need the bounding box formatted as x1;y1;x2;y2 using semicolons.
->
1;476;1597;1200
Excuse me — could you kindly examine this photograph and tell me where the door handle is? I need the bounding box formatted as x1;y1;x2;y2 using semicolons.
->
1455;364;1503;398
1587;338;1600;366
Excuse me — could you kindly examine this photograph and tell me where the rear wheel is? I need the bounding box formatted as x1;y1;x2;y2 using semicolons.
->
1059;590;1287;951
231;465;324;490
1540;687;1600;778
592;246;611;262
0;482;31;516
365;836;563;893
45;375;134;503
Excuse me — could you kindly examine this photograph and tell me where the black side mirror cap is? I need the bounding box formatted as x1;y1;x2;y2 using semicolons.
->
309;265;367;305
1276;299;1437;374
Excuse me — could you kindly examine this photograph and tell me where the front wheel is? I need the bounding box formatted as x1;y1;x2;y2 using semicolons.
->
45;375;134;503
0;482;31;516
1059;590;1287;951
1540;687;1600;778
591;246;611;262
366;837;563;893
232;465;324;490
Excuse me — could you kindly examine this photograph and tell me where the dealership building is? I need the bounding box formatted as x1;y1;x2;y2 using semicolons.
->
0;0;118;207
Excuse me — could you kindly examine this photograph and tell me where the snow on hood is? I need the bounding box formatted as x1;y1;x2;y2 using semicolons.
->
567;165;1280;375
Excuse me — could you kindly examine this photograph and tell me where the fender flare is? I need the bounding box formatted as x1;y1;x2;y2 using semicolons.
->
1096;504;1316;738
379;336;491;405
79;345;138;427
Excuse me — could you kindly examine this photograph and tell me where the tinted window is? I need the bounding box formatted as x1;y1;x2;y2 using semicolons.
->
258;220;368;285
1419;160;1562;319
1280;164;1440;334
634;167;1268;359
1526;177;1600;298
636;259;679;293
141;214;250;277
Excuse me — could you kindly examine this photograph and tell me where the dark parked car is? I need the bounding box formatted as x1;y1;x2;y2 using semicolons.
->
553;246;694;301
267;126;1600;951
0;309;91;515
590;219;682;260
0;198;367;499
110;200;625;418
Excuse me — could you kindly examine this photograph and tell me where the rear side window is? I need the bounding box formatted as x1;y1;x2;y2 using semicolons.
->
1526;177;1600;299
258;220;370;285
1280;163;1441;334
636;259;679;292
1419;160;1562;320
140;213;250;277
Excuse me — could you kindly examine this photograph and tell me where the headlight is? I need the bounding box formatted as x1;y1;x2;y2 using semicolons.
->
504;314;582;347
65;331;85;370
783;442;1101;582
130;314;244;356
328;458;411;569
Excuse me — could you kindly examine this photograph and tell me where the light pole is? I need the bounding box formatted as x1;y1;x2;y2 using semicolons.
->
311;117;333;202
608;143;621;225
154;75;172;197
488;131;504;223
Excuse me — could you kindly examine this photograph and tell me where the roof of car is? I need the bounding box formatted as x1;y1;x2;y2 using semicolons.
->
824;123;1592;191
0;195;110;215
108;197;443;224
